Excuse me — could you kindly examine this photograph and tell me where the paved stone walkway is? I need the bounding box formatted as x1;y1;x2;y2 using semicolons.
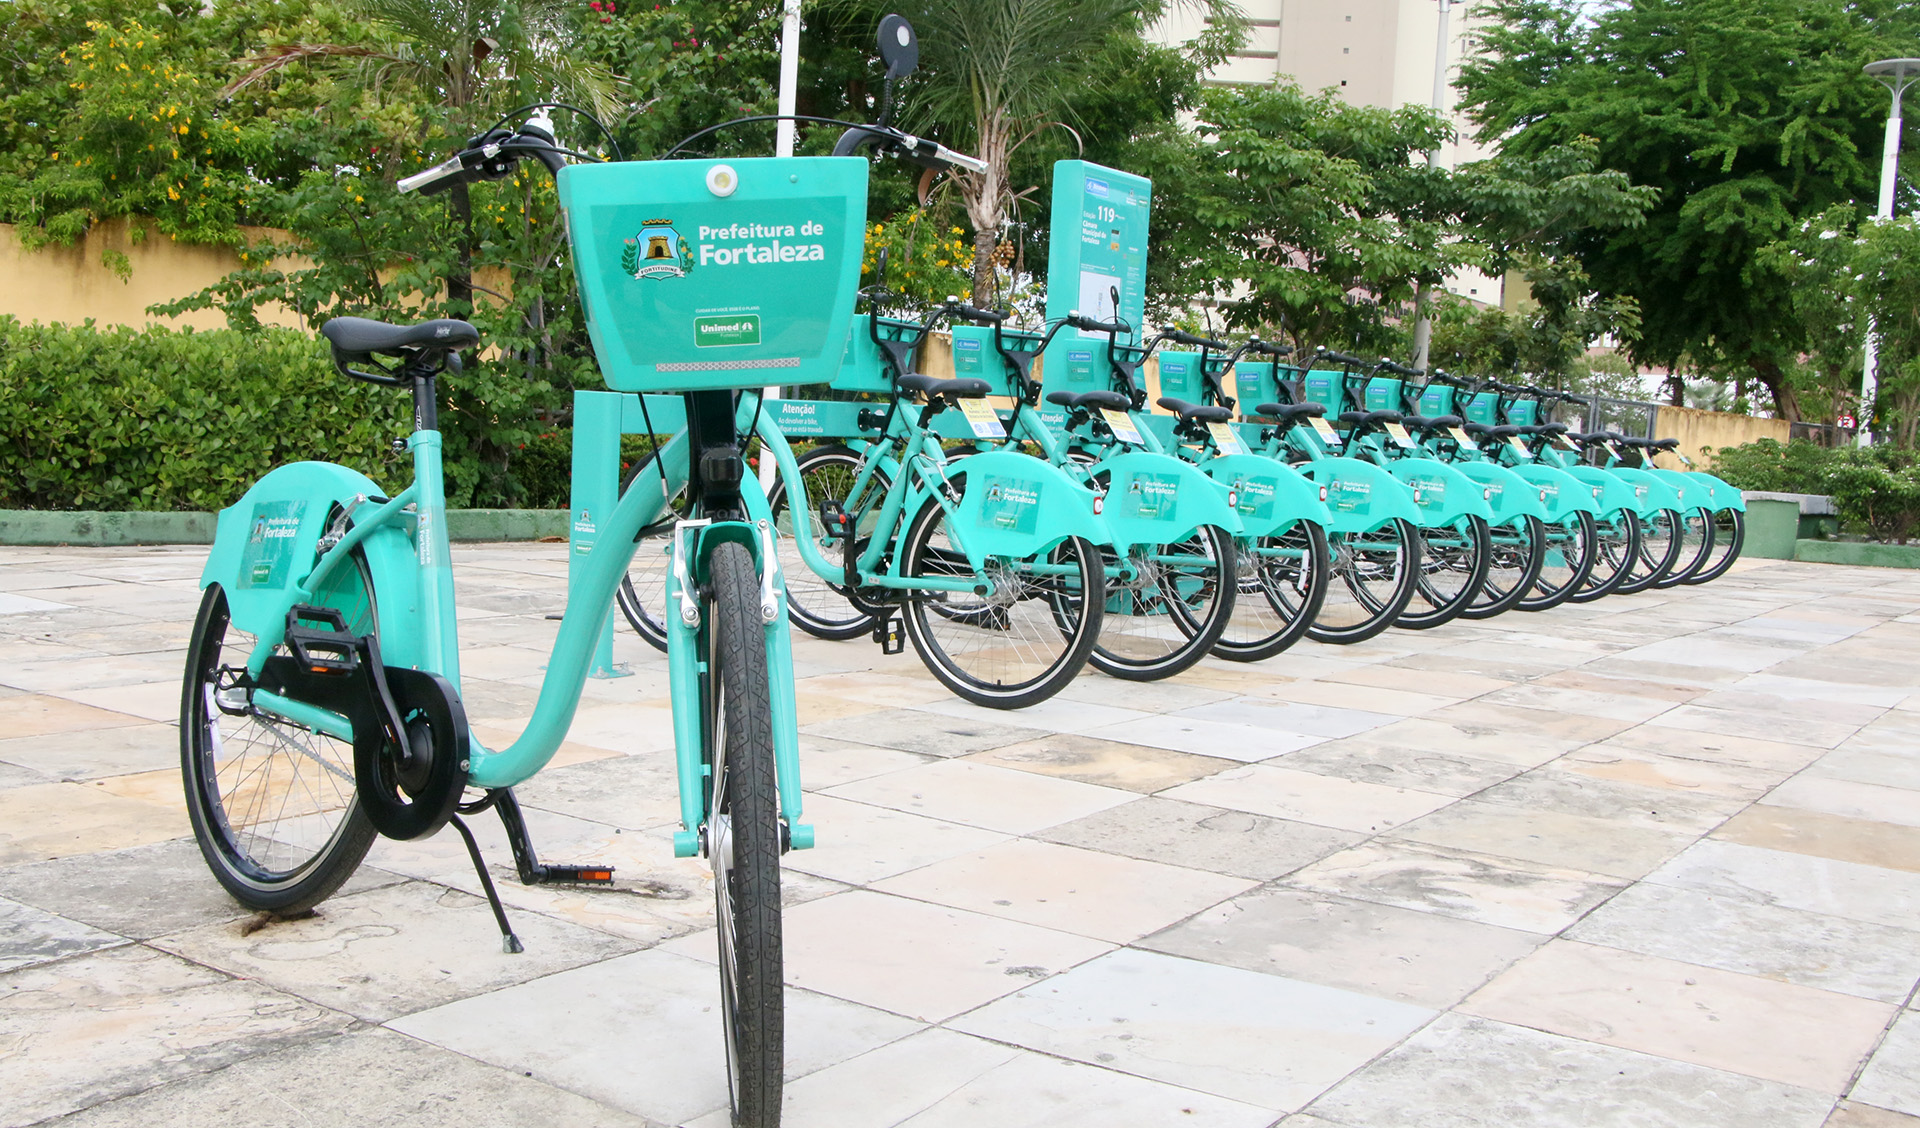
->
0;544;1917;1127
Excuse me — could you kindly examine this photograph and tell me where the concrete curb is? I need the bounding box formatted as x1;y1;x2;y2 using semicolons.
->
1793;538;1920;569
0;509;569;546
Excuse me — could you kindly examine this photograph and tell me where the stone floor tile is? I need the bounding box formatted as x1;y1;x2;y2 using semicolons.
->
1164;764;1455;834
1532;667;1711;704
0;946;354;1128
1461;939;1893;1093
1140;886;1541;1008
1807;747;1920;793
1283;840;1627;935
953;948;1433;1112
782;794;1008;885
1275;739;1523;796
0;693;147;740
1765;776;1920;829
1646;839;1920;931
1077;713;1324;761
1251;678;1458;716
1826;1102;1920;1127
1171;697;1401;740
1476;682;1678;724
1605;721;1824;772
0;781;186;865
0;723;176;781
794;689;884;725
874;838;1255;943
794;735;930;789
1330;663;1514;699
1037;796;1360;882
1559;742;1786;799
552;702;679;755
823;758;1136;835
1422;700;1638;744
1473;764;1745;833
1566;881;1920;1004
802;707;1046;758
391;947;918;1127
0;895;126;973
1713;806;1920;873
1691;689;1890;730
1351;716;1578;768
151;879;638;1022
1307;1013;1833;1128
1773;654;1920;689
770;890;1111;1021
907;695;1154;734
0;760;48;788
0;838;403;940
1658;703;1860;750
1390;799;1695;880
887;1047;1276;1128
963;733;1234;793
793;671;956;708
55;680;181;724
509;751;686;831
1854;1011;1920;1118
0;653;185;695
1050;669;1239;712
1616;636;1797;673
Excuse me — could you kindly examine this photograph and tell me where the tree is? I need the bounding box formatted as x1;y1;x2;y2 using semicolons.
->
1457;0;1920;421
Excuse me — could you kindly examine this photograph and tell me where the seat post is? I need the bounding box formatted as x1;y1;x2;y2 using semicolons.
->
413;374;439;432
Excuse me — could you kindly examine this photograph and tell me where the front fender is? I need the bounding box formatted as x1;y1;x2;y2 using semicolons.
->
1385;458;1496;527
201;462;423;666
950;450;1112;558
1199;453;1332;539
1451;461;1550;526
1506;464;1599;521
1561;465;1644;521
1291;457;1422;535
1607;465;1685;517
1645;467;1746;512
1094;450;1244;553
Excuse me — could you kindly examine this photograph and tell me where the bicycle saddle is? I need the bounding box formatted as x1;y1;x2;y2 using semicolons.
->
1402;414;1463;430
1487;425;1522;438
1652;438;1680;450
1536;422;1571;435
321;316;480;355
895;372;990;399
1462;422;1492;436
1337;410;1404;426
1156;396;1233;424
1253;402;1326;421
1046;389;1132;412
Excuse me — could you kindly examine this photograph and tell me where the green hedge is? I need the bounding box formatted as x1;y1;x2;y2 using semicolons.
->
1712;438;1920;544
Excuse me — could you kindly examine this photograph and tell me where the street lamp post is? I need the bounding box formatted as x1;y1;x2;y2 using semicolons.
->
1859;58;1920;448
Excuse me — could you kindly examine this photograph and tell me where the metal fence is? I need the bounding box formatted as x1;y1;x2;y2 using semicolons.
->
1789;421;1858;447
1583;397;1661;439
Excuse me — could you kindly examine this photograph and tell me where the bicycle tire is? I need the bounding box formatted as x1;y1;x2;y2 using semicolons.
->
1616;508;1684;595
1308;518;1421;644
1517;510;1598;612
1684;508;1744;585
897;481;1104;709
765;443;885;641
615;451;689;654
1461;515;1547;620
180;556;378;914
1395;515;1492;630
1212;521;1330;663
1089;523;1237;681
705;540;783;1128
1653;506;1715;589
1568;510;1642;603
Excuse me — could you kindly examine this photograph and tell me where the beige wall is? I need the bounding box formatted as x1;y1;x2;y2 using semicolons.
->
0;220;303;331
1655;405;1789;468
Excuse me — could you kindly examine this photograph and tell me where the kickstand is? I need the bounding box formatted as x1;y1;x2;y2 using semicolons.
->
448;813;524;954
492;788;616;886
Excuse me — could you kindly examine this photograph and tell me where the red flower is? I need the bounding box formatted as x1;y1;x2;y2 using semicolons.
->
589;1;600;9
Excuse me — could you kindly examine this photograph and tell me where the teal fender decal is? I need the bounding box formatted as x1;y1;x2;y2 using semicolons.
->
1095;450;1244;553
201;461;423;666
1385;459;1495;527
1198;453;1332;538
951;450;1112;558
1562;465;1643;521
1292;457;1422;535
1606;465;1684;517
1452;461;1550;526
1506;464;1598;521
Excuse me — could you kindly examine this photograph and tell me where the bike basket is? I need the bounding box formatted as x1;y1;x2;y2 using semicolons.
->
832;315;919;395
1156;350;1202;402
950;325;1030;399
558;157;868;393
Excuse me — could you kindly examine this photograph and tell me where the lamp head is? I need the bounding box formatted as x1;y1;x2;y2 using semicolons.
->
1866;58;1920;93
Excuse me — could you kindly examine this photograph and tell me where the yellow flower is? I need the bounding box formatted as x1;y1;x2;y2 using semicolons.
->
951;226;963;234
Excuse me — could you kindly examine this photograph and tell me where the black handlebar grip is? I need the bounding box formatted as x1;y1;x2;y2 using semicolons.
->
1377;359;1423;378
1068;312;1123;334
1160;326;1231;351
949;302;1007;324
1317;349;1367;367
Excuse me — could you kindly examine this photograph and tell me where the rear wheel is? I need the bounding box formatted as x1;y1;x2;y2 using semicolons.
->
1568;511;1641;603
1090;524;1237;681
1654;506;1716;588
1462;516;1547;620
1212;521;1329;663
1617;509;1683;595
1396;515;1492;630
1308;519;1420;644
180;556;377;914
1518;511;1597;612
616;451;689;654
765;443;887;641
705;540;782;1128
898;481;1104;708
1684;508;1745;585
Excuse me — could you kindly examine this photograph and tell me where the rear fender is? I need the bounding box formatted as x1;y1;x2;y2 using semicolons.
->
1199;453;1332;538
200;462;424;667
949;450;1112;558
1094;450;1244;554
1450;461;1550;526
1561;465;1644;521
1506;464;1599;521
1291;457;1422;535
1606;465;1684;517
1384;459;1495;527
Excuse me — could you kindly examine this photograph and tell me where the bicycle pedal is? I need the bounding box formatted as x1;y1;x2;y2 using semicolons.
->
874;615;906;655
531;864;617;885
283;605;361;675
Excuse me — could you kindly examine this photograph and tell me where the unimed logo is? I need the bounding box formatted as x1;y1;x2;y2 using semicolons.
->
694;315;761;347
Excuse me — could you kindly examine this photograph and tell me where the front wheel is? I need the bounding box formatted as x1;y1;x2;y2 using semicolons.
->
1212;521;1329;663
1395;515;1492;630
1089;524;1238;681
1518;511;1598;612
1616;509;1684;595
1684;508;1744;585
1308;519;1420;644
1568;511;1642;603
1462;516;1547;620
1653;506;1716;588
705;540;783;1127
897;483;1104;709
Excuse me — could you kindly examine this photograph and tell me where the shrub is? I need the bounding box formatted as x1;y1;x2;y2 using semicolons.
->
1709;438;1920;544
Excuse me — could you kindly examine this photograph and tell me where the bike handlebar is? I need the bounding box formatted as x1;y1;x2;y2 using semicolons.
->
1316;348;1367;368
1376;358;1423;378
1066;310;1125;335
830;124;985;174
943;298;1006;324
398;113;570;195
1158;325;1231;351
